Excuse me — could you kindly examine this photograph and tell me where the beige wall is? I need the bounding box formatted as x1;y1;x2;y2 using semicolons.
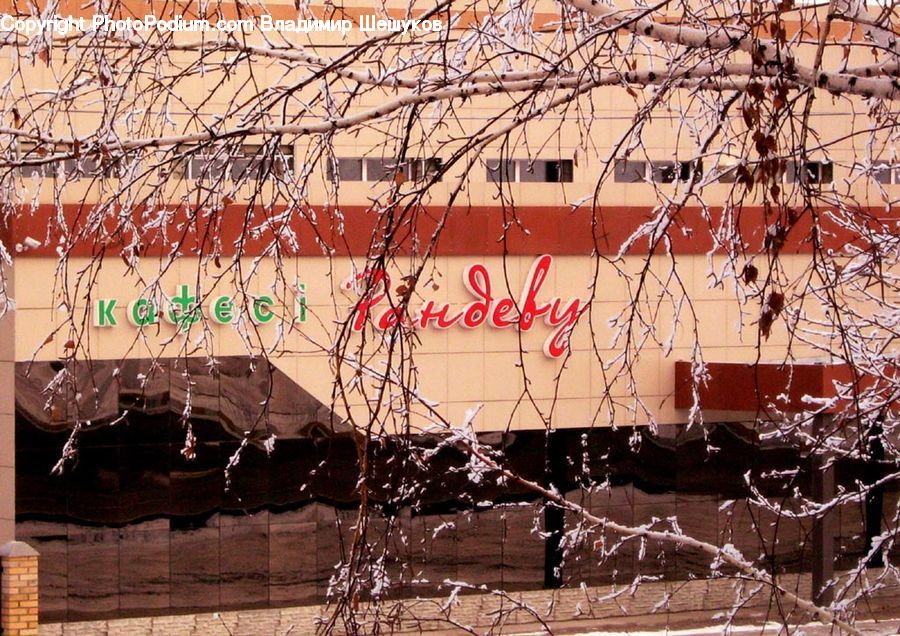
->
2;3;887;435
2;5;896;210
12;253;824;432
8;102;897;210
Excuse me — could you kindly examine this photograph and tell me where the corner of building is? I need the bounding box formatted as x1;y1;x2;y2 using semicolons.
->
0;256;14;545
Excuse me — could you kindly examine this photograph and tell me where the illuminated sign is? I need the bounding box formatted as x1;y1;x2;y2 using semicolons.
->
93;284;308;331
92;256;585;358
343;255;586;358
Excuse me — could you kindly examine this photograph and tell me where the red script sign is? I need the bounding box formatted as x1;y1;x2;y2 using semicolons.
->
344;255;586;358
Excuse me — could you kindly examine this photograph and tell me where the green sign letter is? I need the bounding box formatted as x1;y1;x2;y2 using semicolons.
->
211;296;234;324
294;284;307;323
252;295;275;324
94;299;117;327
128;298;158;327
166;285;202;331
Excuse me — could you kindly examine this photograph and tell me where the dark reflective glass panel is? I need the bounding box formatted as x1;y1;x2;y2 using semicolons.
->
14;358;884;621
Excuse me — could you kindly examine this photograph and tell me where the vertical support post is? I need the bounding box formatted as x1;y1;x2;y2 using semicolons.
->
0;541;39;636
543;430;566;588
811;413;835;607
864;417;885;568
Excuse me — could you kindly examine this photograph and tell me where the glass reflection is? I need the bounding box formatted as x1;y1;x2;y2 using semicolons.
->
14;359;882;621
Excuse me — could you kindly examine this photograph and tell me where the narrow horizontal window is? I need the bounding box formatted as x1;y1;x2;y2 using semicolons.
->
650;160;702;184
854;163;895;184
519;159;573;183
679;160;702;181
488;159;573;183
232;145;294;181
327;158;363;182
329;156;442;183
652;161;678;184
614;160;646;183
15;163;55;178
13;143;56;178
363;158;440;182
365;158;395;182
717;161;738;183
787;161;833;185
66;155;137;179
185;154;229;181
406;157;443;182
486;159;515;184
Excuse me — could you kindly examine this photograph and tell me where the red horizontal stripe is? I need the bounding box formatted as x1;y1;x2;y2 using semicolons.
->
3;203;884;258
674;360;865;413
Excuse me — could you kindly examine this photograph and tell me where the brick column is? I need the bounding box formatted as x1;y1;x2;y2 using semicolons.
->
0;541;39;635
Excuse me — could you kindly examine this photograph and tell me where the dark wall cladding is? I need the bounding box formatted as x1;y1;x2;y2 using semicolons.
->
14;358;882;622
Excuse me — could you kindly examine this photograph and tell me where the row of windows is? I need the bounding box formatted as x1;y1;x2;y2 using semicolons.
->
857;164;900;185
16;156;131;179
9;148;574;185
328;158;576;184
614;160;837;185
10;145;296;182
181;145;295;181
486;159;574;183
327;157;444;182
8;147;900;188
614;160;701;184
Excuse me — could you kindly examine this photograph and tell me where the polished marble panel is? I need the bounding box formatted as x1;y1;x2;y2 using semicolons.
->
119;523;171;612
456;509;503;589
501;503;544;590
67;528;120;619
220;521;269;607
315;505;358;601
410;511;458;595
268;508;317;605
170;521;220;610
14;358;883;621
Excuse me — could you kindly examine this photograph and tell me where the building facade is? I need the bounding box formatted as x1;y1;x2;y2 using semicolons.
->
0;0;897;624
